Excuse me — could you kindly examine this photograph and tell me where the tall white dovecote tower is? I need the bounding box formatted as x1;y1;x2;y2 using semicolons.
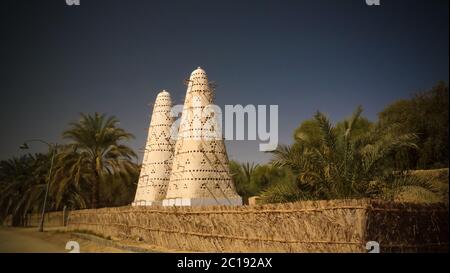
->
163;67;242;206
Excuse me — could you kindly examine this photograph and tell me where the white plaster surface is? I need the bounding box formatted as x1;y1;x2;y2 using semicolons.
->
163;67;242;206
133;90;175;206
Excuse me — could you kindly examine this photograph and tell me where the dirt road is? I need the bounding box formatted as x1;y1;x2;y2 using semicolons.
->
0;227;129;253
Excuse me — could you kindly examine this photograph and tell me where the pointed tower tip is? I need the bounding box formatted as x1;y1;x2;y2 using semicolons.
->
190;67;207;79
158;90;170;96
193;66;205;72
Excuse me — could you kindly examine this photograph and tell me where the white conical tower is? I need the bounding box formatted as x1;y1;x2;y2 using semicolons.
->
133;90;175;206
163;67;242;206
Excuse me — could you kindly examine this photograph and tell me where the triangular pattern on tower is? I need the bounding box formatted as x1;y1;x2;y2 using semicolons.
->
163;67;242;206
132;90;175;206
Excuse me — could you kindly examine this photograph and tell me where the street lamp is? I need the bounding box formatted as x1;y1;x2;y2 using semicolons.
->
20;139;58;232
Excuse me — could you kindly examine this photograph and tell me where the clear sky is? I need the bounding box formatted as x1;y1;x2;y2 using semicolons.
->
1;0;448;164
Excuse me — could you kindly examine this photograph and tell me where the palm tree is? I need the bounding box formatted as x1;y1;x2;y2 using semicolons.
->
229;162;259;202
99;162;140;207
0;113;140;224
230;161;294;203
267;106;437;202
57;113;137;208
50;145;90;210
0;154;50;225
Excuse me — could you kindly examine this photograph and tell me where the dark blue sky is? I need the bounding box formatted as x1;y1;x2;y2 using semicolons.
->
1;0;448;164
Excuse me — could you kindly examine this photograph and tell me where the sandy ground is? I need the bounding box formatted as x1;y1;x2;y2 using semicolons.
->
0;227;130;253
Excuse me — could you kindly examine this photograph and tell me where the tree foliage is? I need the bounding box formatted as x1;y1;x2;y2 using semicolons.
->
58;113;138;208
0;113;139;224
0;82;447;219
229;161;292;204
264;106;437;202
0;154;50;225
378;82;449;169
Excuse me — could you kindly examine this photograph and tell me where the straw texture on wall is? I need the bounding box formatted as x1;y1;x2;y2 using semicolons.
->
63;199;448;253
26;211;68;227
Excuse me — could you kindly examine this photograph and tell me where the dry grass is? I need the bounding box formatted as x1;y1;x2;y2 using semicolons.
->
26;211;67;228
6;169;448;253
366;201;448;252
63;199;448;253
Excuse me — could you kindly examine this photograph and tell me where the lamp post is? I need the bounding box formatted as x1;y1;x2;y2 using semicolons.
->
20;139;58;232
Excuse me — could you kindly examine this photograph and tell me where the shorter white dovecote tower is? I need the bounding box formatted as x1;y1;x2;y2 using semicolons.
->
132;90;175;206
